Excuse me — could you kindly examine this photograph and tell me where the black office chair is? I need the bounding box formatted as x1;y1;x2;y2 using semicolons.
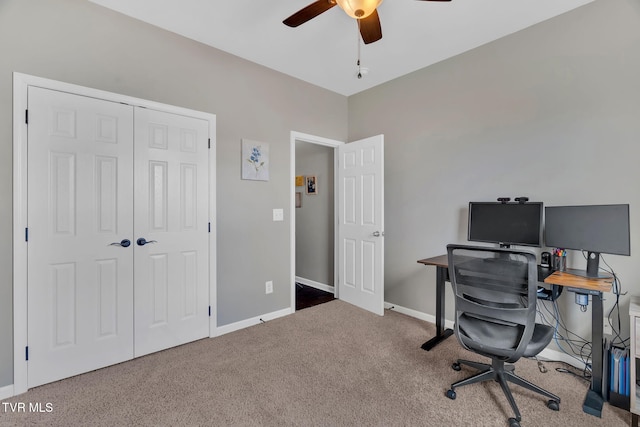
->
445;244;560;427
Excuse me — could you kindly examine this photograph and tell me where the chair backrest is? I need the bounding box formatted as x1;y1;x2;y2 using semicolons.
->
446;244;538;363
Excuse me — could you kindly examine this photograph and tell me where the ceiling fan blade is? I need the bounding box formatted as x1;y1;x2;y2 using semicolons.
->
358;9;382;45
283;0;337;27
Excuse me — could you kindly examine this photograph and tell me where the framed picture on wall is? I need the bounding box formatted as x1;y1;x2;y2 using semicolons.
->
295;192;302;208
241;139;269;181
306;175;317;195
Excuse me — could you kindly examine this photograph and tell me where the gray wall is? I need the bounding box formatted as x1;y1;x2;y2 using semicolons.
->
349;0;640;346
295;142;335;286
0;0;347;388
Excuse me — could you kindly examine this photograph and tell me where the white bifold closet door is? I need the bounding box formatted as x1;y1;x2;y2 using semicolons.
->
133;108;209;358
27;87;209;388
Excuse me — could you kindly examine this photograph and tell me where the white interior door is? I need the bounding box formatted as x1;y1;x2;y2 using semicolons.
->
27;87;135;387
133;108;210;357
337;135;384;315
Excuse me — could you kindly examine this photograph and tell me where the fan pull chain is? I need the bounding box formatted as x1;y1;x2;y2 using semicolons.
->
356;25;363;79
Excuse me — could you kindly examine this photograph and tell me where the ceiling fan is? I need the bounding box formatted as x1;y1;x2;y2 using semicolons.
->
283;0;452;45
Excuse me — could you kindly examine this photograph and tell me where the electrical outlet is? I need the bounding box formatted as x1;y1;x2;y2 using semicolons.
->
603;317;613;336
265;280;273;294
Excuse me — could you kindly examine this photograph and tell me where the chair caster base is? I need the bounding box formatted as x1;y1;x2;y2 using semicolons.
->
445;389;456;400
452;362;461;371
547;399;560;411
508;417;521;427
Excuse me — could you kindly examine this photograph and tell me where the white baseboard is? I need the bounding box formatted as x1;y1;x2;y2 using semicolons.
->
537;347;588;370
384;301;455;330
384;301;586;370
295;276;334;294
214;307;293;337
0;384;14;400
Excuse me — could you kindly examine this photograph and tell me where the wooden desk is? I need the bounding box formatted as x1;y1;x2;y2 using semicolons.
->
544;269;612;293
417;255;454;350
544;270;613;418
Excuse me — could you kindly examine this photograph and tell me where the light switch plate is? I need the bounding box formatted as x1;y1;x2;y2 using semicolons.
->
273;208;284;221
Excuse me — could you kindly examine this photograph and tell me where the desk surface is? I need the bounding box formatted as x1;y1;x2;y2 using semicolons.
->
418;254;612;293
544;270;613;293
417;255;449;268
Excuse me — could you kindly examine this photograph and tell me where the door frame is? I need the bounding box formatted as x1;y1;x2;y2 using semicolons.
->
12;72;217;396
289;131;343;311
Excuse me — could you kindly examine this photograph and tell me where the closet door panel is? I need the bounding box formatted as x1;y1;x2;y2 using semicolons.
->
27;87;135;388
133;107;210;357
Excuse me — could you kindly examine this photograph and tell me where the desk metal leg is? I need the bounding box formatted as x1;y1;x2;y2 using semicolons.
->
583;291;604;418
421;266;453;351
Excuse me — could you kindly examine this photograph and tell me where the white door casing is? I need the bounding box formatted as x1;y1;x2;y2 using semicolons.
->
27;87;135;387
337;135;385;316
133;108;210;357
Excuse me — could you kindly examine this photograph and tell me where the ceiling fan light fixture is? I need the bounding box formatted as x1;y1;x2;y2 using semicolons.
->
335;0;383;19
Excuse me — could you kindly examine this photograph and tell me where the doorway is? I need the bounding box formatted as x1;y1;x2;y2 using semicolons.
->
290;132;342;311
289;132;385;315
295;141;335;310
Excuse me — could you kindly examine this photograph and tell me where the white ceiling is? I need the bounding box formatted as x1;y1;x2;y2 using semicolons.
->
89;0;594;96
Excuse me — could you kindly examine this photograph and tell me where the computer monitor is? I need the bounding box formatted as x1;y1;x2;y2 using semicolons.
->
468;202;543;248
544;204;630;278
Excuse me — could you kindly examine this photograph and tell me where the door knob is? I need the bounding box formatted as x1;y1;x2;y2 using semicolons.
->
136;237;157;246
109;239;131;247
372;231;384;237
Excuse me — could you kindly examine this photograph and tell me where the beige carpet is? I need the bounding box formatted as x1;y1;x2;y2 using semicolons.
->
0;300;630;426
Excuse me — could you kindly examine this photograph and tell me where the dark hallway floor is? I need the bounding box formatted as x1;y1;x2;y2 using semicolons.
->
295;284;335;311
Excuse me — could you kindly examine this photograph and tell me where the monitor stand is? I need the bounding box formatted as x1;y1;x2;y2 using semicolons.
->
567;251;611;279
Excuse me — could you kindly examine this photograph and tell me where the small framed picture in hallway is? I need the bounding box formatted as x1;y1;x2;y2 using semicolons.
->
306;175;317;195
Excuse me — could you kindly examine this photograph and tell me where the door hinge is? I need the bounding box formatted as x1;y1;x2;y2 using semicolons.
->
25;227;28;242
208;138;211;149
209;306;211;317
25;346;29;361
208;222;211;233
25;110;28;124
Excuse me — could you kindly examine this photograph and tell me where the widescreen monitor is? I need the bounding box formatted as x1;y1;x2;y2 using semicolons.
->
544;204;630;277
468;202;543;248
